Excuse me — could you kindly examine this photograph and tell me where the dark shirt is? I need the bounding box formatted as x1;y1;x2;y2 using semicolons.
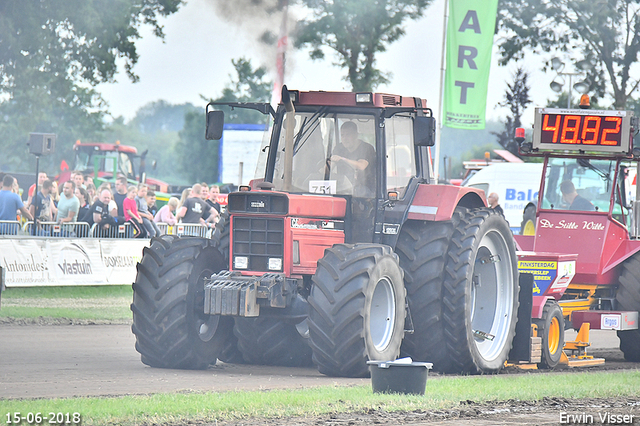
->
113;192;126;218
78;204;90;223
570;194;595;212
34;192;52;221
182;197;212;223
86;200;110;227
332;141;376;195
492;204;505;217
206;199;221;214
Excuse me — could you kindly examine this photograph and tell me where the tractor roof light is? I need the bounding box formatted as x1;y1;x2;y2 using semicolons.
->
355;93;373;104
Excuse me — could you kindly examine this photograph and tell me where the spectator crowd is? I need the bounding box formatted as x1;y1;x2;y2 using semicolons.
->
0;170;226;238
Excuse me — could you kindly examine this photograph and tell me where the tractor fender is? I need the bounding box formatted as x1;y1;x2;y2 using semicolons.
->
407;184;486;222
532;295;556;320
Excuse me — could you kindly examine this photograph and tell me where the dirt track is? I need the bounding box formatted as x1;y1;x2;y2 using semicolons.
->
0;324;371;400
1;323;639;425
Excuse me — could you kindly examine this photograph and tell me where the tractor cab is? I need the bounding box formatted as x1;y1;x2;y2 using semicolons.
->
515;107;640;283
206;88;444;246
73;142;139;182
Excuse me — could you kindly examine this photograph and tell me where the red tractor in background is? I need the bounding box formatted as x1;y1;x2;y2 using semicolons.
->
514;106;640;367
58;141;173;205
131;87;525;377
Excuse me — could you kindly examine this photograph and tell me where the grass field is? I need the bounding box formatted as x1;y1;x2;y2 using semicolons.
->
0;285;132;321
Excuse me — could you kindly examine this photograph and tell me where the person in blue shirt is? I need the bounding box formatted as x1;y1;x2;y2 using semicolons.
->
0;175;33;234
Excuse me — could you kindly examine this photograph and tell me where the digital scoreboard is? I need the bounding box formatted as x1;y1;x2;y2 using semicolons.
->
532;108;633;154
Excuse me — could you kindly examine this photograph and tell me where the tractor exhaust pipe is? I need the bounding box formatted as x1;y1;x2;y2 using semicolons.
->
282;85;295;192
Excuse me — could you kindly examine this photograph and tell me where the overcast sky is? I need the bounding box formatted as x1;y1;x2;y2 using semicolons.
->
97;0;560;126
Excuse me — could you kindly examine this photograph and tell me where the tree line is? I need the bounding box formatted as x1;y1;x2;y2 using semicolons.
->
1;0;640;183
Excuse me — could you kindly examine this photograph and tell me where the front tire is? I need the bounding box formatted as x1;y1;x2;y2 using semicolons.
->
616;254;640;362
131;235;232;369
534;299;564;369
308;244;406;377
442;208;519;373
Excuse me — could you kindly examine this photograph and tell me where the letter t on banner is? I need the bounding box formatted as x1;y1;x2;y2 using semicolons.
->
443;0;498;129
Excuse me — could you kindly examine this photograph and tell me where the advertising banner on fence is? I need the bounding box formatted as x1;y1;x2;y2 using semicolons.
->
443;0;499;130
0;239;149;287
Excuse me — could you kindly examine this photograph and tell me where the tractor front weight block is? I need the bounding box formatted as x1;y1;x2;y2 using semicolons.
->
204;271;295;317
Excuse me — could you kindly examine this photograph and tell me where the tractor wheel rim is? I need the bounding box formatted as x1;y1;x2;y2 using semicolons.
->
548;317;560;354
370;277;396;352
471;230;514;361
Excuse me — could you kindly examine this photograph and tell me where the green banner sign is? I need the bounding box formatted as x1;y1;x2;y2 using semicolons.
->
443;0;499;129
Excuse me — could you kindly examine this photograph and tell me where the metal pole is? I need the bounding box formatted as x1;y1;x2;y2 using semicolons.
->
32;155;40;236
567;74;572;109
434;0;449;184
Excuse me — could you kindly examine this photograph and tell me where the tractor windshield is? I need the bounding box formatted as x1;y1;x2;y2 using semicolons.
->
271;112;377;197
542;158;616;212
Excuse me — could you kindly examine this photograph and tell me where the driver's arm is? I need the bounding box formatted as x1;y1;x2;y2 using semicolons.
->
330;155;368;170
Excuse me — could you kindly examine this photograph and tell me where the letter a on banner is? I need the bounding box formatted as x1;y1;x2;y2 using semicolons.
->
443;0;498;129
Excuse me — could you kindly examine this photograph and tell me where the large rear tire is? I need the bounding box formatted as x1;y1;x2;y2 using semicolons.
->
396;220;454;370
234;317;313;367
442;208;519;373
616;253;640;362
533;299;564;369
308;244;406;377
131;235;233;369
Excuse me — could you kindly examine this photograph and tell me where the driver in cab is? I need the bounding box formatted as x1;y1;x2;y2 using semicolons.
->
330;121;376;196
560;180;595;211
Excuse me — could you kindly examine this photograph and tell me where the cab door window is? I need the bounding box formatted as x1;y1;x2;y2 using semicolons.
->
385;115;415;197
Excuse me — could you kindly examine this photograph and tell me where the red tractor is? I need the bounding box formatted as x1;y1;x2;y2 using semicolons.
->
131;87;523;377
514;106;640;367
59;141;173;204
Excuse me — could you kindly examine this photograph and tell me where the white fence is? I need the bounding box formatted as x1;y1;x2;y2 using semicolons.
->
0;220;214;239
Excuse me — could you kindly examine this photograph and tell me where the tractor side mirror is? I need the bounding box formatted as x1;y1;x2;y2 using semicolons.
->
413;116;436;147
205;110;224;140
